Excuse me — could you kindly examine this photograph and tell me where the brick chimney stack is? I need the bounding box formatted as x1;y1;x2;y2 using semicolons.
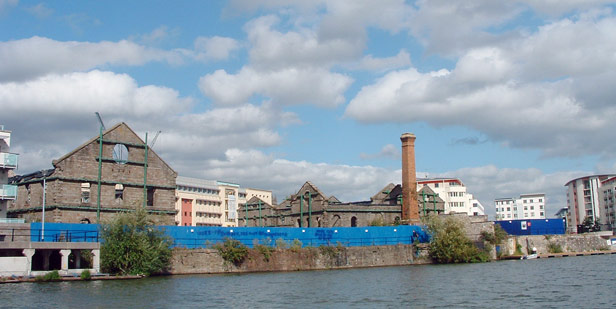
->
400;133;420;224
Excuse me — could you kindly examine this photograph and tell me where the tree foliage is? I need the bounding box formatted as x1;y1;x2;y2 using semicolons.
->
100;208;172;276
425;216;489;263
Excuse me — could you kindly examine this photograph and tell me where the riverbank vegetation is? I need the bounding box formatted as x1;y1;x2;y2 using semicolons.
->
100;208;172;276
425;216;490;263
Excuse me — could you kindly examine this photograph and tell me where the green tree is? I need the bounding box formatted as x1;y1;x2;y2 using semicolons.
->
425;216;489;263
100;208;172;276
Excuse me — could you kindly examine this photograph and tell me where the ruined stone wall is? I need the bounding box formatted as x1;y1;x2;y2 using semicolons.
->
502;234;611;255
438;213;493;242
168;244;417;274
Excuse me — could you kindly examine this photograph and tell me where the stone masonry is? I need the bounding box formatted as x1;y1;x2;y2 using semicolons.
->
9;123;177;224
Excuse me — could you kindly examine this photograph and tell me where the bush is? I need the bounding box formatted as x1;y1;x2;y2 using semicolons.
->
547;242;563;253
515;243;524;255
36;270;61;282
290;239;303;252
100;207;173;276
369;218;385;226
80;270;91;280
275;238;288;249
255;244;274;262
214;238;248;266
425;216;490;263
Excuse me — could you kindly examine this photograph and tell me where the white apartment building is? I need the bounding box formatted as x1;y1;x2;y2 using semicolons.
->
417;178;485;216
0;125;19;219
494;193;546;220
598;176;616;232
565;175;615;233
175;176;272;227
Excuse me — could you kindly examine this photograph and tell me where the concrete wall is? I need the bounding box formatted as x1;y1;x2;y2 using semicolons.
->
169;244;417;274
0;256;29;276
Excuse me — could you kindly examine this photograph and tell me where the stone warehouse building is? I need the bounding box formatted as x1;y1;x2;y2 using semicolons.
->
8;123;177;224
238;181;445;228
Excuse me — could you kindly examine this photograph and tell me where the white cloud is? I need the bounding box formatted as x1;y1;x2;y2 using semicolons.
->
438;165;590;218
191;36;240;61
344;50;411;72
346;13;616;158
189;148;401;202
1;70;297;175
199;66;352;107
0;36;182;82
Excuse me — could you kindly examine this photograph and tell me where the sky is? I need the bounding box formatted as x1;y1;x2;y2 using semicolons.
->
2;0;616;219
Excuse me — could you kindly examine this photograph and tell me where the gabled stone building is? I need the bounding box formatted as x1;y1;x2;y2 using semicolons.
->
238;181;445;228
9;123;177;224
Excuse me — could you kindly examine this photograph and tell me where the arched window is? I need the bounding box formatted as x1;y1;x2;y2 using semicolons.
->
351;216;357;227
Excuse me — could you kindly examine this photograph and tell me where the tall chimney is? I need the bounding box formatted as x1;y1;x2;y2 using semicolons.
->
400;133;419;224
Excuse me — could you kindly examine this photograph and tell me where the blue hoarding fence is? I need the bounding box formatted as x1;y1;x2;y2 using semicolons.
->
495;218;566;236
29;223;429;248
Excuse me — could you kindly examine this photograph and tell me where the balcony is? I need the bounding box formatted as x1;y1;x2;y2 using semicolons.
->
0;152;18;169
0;184;17;200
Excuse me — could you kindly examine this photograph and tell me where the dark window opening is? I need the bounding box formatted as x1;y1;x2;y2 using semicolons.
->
147;188;155;206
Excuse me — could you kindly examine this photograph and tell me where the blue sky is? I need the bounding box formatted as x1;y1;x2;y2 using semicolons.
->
2;0;616;218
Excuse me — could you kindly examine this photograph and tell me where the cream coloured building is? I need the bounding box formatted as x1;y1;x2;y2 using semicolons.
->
494;193;546;220
175;176;271;227
417;178;484;216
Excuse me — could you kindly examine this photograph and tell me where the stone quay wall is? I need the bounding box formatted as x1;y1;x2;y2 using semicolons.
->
502;234;612;255
169;244;420;274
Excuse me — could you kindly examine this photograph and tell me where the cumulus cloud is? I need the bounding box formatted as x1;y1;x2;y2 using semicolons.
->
184;148;401;202
346;13;616;158
199;66;352;107
344;50;411;72
1;70;296;175
437;165;590;217
0;36;182;82
191;36;240;61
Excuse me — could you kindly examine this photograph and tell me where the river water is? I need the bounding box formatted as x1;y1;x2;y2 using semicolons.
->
1;254;614;308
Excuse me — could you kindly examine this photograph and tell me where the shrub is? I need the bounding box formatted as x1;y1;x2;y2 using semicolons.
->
290;239;303;252
547;242;563;253
36;270;61;282
515;243;523;255
214;238;248;266
319;245;343;259
425;216;490;263
275;238;288;249
255;244;274;262
100;207;173;276
80;270;91;280
481;224;508;246
369;218;385;226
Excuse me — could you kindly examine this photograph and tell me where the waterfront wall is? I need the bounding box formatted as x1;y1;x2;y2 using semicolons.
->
502;234;611;255
169;244;424;274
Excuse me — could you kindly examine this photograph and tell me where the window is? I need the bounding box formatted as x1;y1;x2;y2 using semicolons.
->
523;200;527;203
81;183;90;203
530;199;533;203
524;206;528;210
112;144;129;164
539;205;543;210
530;206;534;210
540;212;544;217
115;184;124;200
507;214;511;218
147;188;155;206
507;207;510;211
539;199;543;202
434;183;439;188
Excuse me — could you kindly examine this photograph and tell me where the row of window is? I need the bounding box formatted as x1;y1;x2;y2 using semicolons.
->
496;205;544;212
449;202;465;207
496;211;545;219
196;199;221;206
448;192;464;197
80;183;154;206
196;212;222;218
177;185;219;195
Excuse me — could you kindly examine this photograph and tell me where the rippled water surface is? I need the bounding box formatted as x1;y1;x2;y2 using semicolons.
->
1;254;614;308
